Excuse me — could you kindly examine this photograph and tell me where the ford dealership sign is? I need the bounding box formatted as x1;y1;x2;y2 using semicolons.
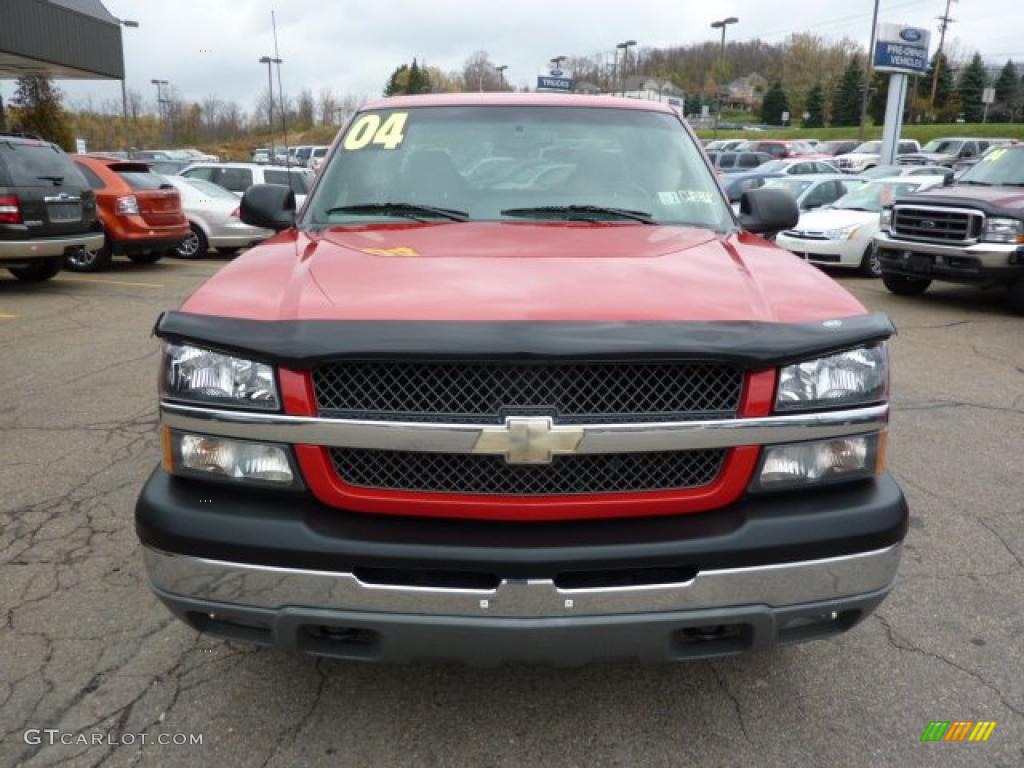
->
874;23;931;75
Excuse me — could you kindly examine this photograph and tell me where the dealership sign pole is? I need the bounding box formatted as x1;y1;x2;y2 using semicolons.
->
873;24;931;165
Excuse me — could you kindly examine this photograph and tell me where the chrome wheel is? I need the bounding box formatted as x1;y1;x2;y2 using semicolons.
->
177;230;201;258
65;237;112;272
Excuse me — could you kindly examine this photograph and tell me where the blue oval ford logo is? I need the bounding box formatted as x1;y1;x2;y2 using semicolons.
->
900;28;923;42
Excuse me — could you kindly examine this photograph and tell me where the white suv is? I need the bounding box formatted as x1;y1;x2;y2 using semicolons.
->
835;140;920;173
179;163;314;207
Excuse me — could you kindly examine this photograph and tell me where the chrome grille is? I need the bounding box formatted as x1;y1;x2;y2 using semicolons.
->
892;206;983;244
312;361;743;423
329;447;727;495
896;156;927;166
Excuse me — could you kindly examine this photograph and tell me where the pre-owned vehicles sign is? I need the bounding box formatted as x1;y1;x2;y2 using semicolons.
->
873;24;931;75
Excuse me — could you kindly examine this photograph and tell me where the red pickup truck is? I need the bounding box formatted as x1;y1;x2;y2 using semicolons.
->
137;94;906;664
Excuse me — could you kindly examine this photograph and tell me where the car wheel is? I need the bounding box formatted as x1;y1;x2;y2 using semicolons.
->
128;252;163;265
1007;275;1024;316
8;257;62;282
65;237;113;272
858;245;882;277
882;274;931;296
175;225;208;259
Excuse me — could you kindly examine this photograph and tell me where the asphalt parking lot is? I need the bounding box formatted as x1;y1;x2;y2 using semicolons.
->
1;256;1021;768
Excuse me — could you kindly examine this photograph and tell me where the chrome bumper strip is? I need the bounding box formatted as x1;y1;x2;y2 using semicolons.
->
160;402;888;455
143;544;902;618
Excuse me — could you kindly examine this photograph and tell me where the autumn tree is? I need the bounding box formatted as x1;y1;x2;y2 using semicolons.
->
10;75;73;149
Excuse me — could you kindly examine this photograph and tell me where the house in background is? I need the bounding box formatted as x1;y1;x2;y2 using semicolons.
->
621;75;685;107
721;73;768;112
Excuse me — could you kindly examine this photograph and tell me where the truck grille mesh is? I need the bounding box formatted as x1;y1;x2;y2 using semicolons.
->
892;206;983;243
328;448;727;496
313;361;743;423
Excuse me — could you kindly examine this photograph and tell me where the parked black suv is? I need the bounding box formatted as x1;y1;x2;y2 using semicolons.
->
0;134;102;282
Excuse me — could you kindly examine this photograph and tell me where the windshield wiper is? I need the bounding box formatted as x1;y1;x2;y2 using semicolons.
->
958;180;992;186
324;203;469;222
37;175;64;184
500;205;655;223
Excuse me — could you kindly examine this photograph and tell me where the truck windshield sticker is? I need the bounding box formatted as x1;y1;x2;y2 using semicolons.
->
343;112;409;151
659;190;714;206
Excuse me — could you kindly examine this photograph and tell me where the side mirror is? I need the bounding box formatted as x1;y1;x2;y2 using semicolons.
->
240;184;296;231
738;187;800;235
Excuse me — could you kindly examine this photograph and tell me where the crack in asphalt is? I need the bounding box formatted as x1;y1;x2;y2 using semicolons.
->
709;662;752;745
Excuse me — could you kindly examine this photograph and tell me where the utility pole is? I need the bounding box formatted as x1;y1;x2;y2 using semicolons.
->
857;0;880;141
930;0;957;109
259;56;279;136
710;19;738;138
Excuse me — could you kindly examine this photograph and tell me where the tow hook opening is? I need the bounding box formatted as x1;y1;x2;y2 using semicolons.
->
671;623;753;658
299;625;382;659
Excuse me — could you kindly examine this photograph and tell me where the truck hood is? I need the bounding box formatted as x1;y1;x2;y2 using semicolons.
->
911;184;1024;209
180;222;866;324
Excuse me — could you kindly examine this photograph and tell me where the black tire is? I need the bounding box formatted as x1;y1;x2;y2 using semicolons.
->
858;245;882;277
1007;276;1024;316
175;224;208;259
8;257;62;282
882;273;931;296
128;252;163;265
65;237;113;272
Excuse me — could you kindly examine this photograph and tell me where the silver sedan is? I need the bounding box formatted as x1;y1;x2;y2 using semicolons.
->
159;176;273;258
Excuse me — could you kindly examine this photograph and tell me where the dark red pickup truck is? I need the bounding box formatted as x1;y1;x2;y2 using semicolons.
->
136;94;906;663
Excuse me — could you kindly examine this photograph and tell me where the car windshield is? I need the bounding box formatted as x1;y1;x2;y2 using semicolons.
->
921;140;962;154
757;160;789;173
264;169;312;194
852;141;882;154
959;146;1024;186
764;178;813;197
862;166;902;179
833;180;922;212
303;105;731;230
183;178;238;199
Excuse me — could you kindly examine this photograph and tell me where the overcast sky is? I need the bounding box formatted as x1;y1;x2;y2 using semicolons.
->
4;0;1024;113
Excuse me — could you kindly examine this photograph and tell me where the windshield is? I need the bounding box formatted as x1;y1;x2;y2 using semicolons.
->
862;166;902;179
758;160;789;173
921;140;962;154
764;178;813;197
852;141;881;154
264;169;312;193
959;146;1024;186
833;180;922;212
303;106;731;230
0;142;87;187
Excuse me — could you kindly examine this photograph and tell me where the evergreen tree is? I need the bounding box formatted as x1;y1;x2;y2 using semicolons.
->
831;57;864;127
803;82;825;128
760;82;789;125
919;51;954;110
993;60;1020;120
407;59;429;95
867;72;889;125
384;64;409;96
684;93;704;116
957;52;987;123
10;75;73;149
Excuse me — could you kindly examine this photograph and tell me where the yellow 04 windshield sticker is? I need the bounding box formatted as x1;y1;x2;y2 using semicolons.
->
343;112;409;151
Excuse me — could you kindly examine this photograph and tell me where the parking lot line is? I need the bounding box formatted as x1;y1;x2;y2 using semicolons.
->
56;276;164;289
0;312;17;319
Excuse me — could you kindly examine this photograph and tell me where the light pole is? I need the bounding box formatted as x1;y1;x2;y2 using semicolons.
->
150;79;168;145
117;19;139;152
550;56;567;72
616;41;636;95
495;64;508;91
858;0;880;140
710;17;738;138
259;56;280;135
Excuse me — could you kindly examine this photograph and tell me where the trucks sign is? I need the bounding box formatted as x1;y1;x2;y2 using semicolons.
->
873;23;931;75
536;75;574;92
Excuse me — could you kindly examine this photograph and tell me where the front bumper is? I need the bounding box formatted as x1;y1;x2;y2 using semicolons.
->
0;232;104;263
137;468;907;662
874;231;1024;284
775;233;866;268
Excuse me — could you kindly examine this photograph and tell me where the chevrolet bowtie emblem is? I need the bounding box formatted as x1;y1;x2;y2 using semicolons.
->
472;417;584;464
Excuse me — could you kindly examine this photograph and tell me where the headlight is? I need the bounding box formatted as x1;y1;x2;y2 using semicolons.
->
752;433;885;492
823;224;862;240
982;217;1024;244
162;343;279;410
776;345;888;411
162;429;299;487
879;208;893;234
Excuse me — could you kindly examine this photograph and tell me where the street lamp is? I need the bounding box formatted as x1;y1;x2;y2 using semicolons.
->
616;40;637;95
259;56;281;135
151;79;169;144
550;56;567;71
710;17;739;138
117;19;139;152
495;64;508;91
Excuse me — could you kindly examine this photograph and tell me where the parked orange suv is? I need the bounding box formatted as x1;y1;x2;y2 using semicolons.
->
67;155;189;271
